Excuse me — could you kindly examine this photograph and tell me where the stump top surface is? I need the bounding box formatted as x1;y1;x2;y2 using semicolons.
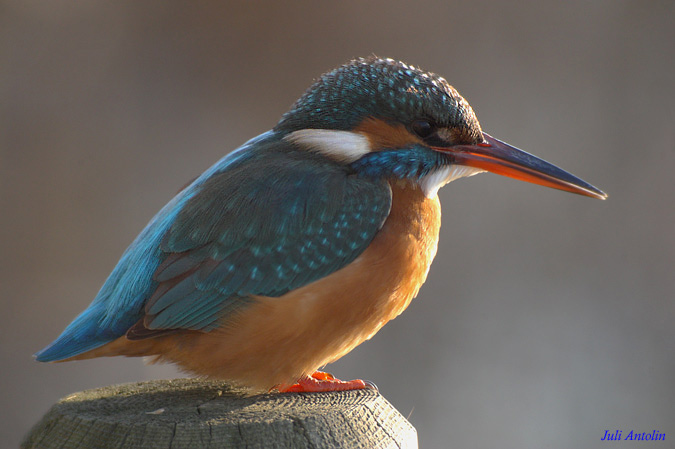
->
52;378;382;425
23;379;417;449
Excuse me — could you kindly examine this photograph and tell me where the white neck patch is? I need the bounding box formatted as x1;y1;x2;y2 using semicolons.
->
285;129;371;163
420;165;486;198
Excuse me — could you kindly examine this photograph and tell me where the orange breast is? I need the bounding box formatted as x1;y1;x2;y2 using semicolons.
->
78;181;442;391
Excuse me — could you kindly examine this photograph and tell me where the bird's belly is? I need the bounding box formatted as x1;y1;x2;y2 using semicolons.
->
102;182;441;390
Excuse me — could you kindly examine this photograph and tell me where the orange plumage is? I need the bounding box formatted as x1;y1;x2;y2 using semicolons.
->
67;181;440;391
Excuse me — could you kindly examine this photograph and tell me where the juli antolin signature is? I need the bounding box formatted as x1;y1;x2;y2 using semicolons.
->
602;430;665;441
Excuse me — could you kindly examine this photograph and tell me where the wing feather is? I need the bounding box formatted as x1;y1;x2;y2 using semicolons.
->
138;142;392;335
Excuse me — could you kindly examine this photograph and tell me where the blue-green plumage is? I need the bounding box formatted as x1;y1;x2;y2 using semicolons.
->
144;137;392;332
276;58;481;144
35;130;392;361
349;144;453;181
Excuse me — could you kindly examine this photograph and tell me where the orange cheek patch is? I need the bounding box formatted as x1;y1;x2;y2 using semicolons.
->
355;117;423;151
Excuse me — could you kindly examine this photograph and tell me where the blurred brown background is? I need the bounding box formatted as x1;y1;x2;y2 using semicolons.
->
2;1;673;448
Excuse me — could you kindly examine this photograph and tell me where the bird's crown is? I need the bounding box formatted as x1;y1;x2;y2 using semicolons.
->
275;56;482;144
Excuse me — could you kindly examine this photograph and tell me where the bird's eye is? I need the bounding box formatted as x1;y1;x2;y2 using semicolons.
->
411;120;436;139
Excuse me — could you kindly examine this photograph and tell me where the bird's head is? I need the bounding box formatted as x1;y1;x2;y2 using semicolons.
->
275;57;606;200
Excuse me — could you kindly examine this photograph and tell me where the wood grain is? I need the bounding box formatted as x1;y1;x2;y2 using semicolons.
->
22;379;417;449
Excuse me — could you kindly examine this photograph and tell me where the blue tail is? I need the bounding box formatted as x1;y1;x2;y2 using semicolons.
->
35;133;274;362
34;303;126;362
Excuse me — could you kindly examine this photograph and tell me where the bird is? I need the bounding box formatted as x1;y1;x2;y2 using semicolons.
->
35;57;607;392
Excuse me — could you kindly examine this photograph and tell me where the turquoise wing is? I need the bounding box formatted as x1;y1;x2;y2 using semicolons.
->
131;141;392;336
36;133;392;361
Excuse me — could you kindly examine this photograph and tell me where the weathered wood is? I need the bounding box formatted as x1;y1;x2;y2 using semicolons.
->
22;379;417;449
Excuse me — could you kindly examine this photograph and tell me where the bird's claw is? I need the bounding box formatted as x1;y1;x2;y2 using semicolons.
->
276;371;369;393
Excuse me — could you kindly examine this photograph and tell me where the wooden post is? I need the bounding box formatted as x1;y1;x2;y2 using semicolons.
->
22;378;417;448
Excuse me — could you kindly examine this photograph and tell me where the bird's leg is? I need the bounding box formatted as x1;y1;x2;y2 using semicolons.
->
277;371;368;392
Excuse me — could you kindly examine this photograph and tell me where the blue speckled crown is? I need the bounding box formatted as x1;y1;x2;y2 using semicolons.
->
276;56;482;143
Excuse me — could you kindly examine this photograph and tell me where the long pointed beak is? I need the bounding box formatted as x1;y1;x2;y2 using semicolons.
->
437;132;607;200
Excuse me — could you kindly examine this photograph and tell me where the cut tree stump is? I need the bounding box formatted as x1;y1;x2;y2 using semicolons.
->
22;378;417;449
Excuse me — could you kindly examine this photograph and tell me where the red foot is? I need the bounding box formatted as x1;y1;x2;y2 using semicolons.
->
277;371;367;393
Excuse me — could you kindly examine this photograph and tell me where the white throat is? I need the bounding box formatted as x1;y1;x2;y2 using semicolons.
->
420;165;486;198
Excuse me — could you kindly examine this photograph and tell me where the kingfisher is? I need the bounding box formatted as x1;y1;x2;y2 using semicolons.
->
36;57;606;392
